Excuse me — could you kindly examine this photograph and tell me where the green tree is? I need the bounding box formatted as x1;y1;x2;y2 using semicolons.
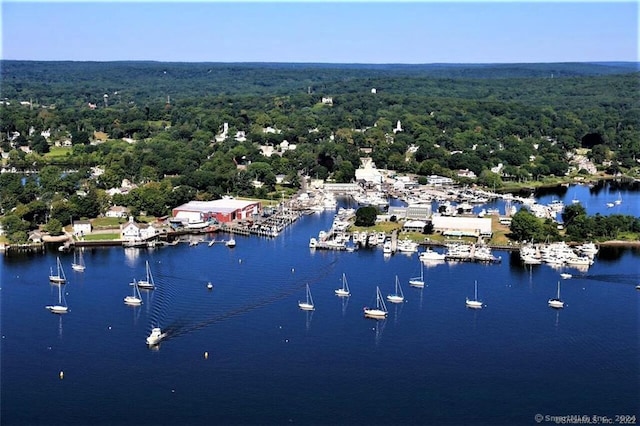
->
354;206;378;227
509;208;542;242
44;218;63;236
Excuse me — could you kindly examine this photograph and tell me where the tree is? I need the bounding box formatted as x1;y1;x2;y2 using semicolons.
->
509;208;542;242
354;206;378;227
44;218;63;236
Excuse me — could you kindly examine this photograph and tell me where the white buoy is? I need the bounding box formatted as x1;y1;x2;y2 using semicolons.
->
59;371;64;379
204;351;209;359
207;282;213;290
291;268;295;273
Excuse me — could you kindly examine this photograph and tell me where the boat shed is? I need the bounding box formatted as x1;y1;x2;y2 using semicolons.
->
431;215;492;238
172;199;261;224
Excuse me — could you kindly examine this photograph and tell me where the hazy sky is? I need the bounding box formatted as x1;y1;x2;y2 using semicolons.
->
1;1;638;63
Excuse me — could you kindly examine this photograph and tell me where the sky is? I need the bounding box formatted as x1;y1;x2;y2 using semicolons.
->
1;1;638;64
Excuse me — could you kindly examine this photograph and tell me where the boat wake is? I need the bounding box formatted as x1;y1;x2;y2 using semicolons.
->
146;259;338;341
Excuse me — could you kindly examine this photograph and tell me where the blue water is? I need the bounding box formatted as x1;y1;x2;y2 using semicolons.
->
2;189;639;425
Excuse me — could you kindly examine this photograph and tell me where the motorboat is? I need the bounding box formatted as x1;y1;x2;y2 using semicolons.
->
146;327;166;346
419;248;445;261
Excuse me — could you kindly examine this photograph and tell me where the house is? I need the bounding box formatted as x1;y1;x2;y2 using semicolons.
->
121;216;158;241
106;205;130;218
457;169;477;179
73;220;92;237
321;97;333;105
355;157;382;185
402;220;428;233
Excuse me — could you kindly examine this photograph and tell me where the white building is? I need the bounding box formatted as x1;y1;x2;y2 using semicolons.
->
431;216;492;237
106;205;130;218
73;220;92;237
355;157;382;185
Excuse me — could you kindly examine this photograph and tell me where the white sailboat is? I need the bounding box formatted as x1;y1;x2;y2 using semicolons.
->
387;275;405;303
124;278;143;305
71;250;86;272
364;286;388;318
298;284;315;310
465;280;483;309
45;282;68;314
409;260;425;287
146;327;166;346
548;281;564;309
335;273;351;297
49;257;67;284
135;260;155;290
614;191;622;205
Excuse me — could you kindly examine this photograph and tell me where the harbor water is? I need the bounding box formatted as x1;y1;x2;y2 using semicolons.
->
1;183;639;425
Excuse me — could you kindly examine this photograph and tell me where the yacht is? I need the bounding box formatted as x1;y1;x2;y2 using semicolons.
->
419;247;446;261
146;327;166;346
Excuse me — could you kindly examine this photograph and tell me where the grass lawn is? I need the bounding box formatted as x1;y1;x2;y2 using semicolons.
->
92;217;125;227
45;146;72;158
82;233;120;241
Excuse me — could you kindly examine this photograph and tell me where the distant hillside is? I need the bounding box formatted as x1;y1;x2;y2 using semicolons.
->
1;60;638;107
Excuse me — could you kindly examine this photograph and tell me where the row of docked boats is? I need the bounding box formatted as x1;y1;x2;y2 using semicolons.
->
520;241;598;268
419;243;501;263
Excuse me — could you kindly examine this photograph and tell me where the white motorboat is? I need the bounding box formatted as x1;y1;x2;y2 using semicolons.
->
364;286;388;319
465;280;483;309
386;275;405;304
419;248;445;261
335;273;350;297
548;281;564;309
146;327;166;346
49;257;67;284
309;237;317;248
560;273;572;279
298;284;315;311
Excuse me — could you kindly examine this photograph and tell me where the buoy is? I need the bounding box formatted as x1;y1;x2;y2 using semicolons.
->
291;268;295;273
59;371;64;379
204;351;209;359
207;282;213;290
239;259;242;263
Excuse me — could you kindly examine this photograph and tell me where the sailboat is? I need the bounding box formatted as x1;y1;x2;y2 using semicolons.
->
364;286;388;318
146;327;166;346
45;282;68;314
298;284;315;310
409;260;425;287
49;257;67;284
614;191;622;205
548;281;564;309
135;260;155;290
335;273;351;297
387;275;405;303
124;278;143;305
71;250;86;272
465;280;483;309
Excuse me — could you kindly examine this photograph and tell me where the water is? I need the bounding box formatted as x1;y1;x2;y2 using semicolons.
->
2;192;639;425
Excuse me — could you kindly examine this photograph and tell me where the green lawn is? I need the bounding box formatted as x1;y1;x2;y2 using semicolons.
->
81;233;120;241
45;146;72;158
91;217;124;227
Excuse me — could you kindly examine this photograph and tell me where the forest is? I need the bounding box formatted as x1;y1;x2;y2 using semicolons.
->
0;61;638;243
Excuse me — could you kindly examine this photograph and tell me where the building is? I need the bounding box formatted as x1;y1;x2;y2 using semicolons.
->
73;220;92;237
171;198;262;224
106;205;130;218
355;157;382;185
431;215;492;238
121;216;158;241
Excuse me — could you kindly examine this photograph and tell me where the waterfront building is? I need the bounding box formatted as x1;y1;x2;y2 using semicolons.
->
172;199;262;224
431;215;493;238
